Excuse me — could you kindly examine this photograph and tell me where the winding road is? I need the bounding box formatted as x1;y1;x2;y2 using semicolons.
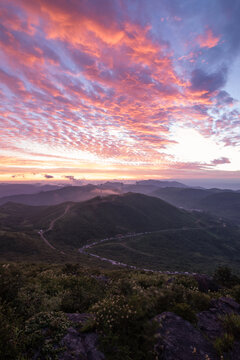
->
38;204;71;254
78;226;209;275
38;208;215;275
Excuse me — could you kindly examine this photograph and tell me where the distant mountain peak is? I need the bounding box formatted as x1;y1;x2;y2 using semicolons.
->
136;180;188;188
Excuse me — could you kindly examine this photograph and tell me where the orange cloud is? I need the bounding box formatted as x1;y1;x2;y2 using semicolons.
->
196;28;220;48
0;0;238;180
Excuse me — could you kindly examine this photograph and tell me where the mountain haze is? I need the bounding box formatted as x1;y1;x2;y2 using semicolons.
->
0;185;117;206
152;187;240;224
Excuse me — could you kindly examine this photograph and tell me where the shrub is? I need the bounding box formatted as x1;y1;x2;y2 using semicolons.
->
232;285;240;303
189;292;211;312
214;333;234;355
170;302;197;323
62;263;80;275
91;294;156;360
0;305;19;359
92;294;137;334
222;313;240;339
214;266;239;287
0;265;24;303
175;276;198;290
24;311;71;359
61;276;105;312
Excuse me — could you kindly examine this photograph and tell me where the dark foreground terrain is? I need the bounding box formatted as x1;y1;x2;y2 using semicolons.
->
1;263;240;359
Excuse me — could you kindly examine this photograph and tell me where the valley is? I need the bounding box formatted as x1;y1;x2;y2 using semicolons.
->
1;185;239;274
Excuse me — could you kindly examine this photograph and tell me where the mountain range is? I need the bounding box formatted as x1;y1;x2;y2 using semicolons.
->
0;180;239;224
1;190;239;273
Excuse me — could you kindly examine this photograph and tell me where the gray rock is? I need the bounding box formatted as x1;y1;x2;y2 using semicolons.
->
59;328;104;360
197;297;240;341
154;312;218;360
211;297;240;314
58;313;105;360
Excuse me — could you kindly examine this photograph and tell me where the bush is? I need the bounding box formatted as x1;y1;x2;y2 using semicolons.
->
0;265;24;303
189;292;211;312
61;276;105;312
24;311;71;359
170;302;197;323
92;294;156;360
214;333;234;355
222;313;240;338
214;266;239;287
0;305;19;359
232;284;240;303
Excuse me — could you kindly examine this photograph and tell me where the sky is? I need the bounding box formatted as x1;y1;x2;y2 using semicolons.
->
0;0;240;182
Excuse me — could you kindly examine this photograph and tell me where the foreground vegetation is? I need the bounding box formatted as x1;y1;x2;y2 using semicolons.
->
1;263;240;359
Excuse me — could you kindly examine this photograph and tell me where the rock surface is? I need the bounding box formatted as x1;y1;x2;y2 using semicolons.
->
197;297;240;340
154;312;218;360
154;298;240;360
58;313;105;360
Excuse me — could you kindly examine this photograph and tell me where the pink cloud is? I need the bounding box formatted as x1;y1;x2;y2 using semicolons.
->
211;157;231;165
0;0;238;180
196;28;220;49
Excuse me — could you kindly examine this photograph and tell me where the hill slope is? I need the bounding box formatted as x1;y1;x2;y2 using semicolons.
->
0;193;239;273
152;187;240;223
199;191;240;224
89;225;240;273
0;193;198;262
47;193;197;248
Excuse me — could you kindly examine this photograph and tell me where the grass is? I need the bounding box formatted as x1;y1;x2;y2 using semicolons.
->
89;226;240;274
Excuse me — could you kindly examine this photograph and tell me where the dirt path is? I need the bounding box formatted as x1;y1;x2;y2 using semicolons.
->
47;204;71;232
38;204;71;254
39;231;56;250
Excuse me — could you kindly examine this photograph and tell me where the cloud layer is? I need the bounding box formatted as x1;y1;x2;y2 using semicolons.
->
0;0;239;180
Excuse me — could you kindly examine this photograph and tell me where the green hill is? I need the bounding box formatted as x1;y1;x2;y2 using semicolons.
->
0;202;66;231
0;193;239;273
0;193;196;261
89;225;240;273
47;193;197;248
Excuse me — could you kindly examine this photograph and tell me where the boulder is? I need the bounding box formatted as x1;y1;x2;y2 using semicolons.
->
154;312;218;360
197;297;240;340
58;313;105;360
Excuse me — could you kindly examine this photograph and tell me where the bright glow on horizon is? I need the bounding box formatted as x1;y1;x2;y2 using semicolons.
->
166;127;240;171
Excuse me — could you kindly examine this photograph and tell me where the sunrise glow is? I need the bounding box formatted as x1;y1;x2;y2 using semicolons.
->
0;0;239;181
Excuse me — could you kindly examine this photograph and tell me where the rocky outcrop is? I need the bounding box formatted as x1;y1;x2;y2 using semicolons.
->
197;297;240;341
58;313;105;360
154;298;240;360
154;312;218;360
